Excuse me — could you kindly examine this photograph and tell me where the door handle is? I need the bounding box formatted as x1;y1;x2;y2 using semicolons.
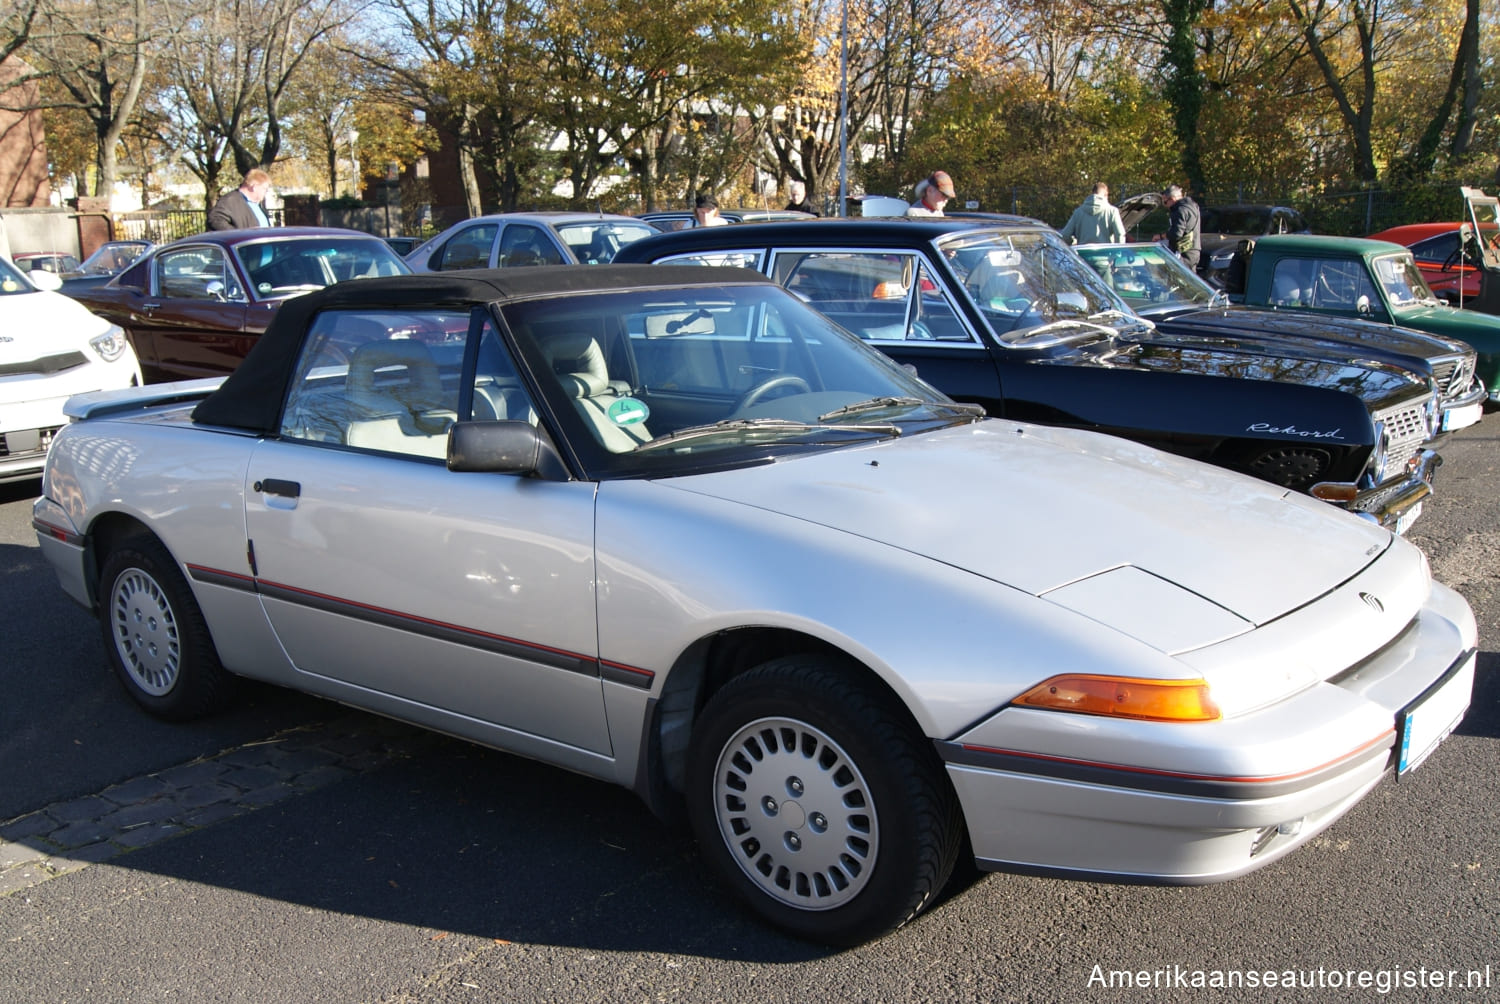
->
254;478;301;499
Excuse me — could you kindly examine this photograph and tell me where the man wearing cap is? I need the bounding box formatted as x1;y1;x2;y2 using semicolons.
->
907;171;955;217
1158;184;1202;269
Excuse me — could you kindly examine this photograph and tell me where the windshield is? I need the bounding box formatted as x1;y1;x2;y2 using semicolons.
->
77;241;150;275
235;238;411;300
937;230;1138;344
556;221;659;264
1373;252;1441;308
0;257;40;295
1074;243;1221;311
501;283;977;472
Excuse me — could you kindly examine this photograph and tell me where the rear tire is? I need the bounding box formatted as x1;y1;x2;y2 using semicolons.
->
98;535;234;720
686;655;962;946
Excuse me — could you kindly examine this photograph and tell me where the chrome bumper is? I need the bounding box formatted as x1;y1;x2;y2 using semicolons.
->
1313;449;1440;534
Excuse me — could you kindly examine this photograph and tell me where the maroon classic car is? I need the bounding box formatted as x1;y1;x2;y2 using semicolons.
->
67;227;411;383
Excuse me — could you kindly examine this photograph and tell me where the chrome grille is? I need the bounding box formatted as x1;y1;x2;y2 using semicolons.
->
1433;353;1476;402
1376;400;1430;472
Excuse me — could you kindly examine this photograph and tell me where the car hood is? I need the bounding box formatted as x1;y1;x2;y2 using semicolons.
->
1117;193;1162;230
1390;301;1500;352
1150;306;1468;368
666;421;1389;628
0;289;111;362
1104;330;1427;409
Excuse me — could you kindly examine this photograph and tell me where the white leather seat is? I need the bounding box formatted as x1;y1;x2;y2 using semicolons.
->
344;340;455;457
543;333;650;453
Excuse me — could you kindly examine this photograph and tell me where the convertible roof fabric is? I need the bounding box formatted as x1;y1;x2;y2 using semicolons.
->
191;264;768;434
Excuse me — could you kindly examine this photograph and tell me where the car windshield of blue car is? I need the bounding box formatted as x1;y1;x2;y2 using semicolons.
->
1073;243;1221;311
937;230;1140;345
235;238;411;300
500;284;979;472
1373;253;1444;309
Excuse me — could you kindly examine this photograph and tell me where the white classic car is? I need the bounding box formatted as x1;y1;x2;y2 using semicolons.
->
32;266;1476;945
0;257;142;482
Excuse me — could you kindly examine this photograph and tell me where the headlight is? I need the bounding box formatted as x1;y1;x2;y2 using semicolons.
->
89;325;129;362
1368;418;1390;483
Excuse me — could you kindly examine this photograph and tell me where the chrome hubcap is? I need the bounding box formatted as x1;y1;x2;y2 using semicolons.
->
712;716;878;911
110;568;180;696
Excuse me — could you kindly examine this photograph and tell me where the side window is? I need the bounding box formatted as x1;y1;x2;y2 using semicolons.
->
771;251;974;344
1269;259;1313;306
432;224;498;271
470;318;536;424
499;225;565;267
155;246;232;300
279;309;473;460
1308;259;1381;311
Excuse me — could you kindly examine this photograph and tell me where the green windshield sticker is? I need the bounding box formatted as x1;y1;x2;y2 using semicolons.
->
608;398;650;426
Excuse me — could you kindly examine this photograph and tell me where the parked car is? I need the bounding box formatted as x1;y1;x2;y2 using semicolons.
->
57;239;154;295
404;213;658;272
0;256;141;482
1117;197;1310;293
1073;240;1486;432
32;265;1476;946
616;218;1440;532
12;251;81;275
66;227;412;382
1236;233;1500;402
1366;222;1492;306
638;208;813;230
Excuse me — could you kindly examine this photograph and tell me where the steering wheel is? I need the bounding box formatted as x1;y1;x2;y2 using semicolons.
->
733;374;811;412
1441;246;1468;272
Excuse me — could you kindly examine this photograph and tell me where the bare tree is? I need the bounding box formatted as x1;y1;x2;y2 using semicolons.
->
157;0;359;205
1;0;157;197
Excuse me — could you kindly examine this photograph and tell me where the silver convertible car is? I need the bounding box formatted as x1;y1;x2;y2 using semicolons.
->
32;266;1476;945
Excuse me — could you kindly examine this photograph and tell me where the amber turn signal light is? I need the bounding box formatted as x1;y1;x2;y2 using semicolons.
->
1015;674;1221;722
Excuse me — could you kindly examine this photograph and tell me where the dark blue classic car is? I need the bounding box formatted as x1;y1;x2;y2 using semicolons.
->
616;217;1441;532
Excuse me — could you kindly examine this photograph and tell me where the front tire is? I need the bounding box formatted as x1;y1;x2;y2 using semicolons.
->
98;535;234;720
686;655;962;946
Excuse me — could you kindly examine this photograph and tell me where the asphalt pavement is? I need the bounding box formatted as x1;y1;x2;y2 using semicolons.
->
0;423;1495;1003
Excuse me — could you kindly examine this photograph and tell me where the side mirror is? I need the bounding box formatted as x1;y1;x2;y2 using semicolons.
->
29;270;63;292
448;420;568;479
1355;294;1372;315
205;280;226;301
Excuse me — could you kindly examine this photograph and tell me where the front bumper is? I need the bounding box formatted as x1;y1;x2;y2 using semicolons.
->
1318;448;1440;535
941;581;1476;883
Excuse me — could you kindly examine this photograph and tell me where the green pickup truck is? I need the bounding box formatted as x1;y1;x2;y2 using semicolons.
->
1239;232;1500;402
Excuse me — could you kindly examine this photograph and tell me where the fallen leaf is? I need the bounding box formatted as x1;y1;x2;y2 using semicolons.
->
431;932;449;941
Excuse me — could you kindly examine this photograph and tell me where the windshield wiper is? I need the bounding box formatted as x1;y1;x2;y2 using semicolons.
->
634;417;900;452
1007;318;1120;343
817;396;926;421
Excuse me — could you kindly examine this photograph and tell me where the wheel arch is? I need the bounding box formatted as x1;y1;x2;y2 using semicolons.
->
643;625;946;818
80;511;168;610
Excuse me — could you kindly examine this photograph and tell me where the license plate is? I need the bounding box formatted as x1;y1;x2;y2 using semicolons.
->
1397;655;1475;776
1394;502;1423;536
1442;401;1484;431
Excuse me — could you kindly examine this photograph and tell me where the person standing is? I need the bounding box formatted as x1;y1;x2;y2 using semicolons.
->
693;192;730;227
1159;184;1202;269
906;171;955;217
784;181;819;216
208;169;273;231
1058;182;1126;244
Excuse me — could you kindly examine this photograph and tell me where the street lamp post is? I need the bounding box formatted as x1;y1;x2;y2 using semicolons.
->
838;0;848;217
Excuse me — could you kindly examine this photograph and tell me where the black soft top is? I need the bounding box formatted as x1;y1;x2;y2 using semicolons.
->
192;264;769;434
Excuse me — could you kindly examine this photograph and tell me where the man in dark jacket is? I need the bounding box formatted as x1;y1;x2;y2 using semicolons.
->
208;169;273;231
1160;184;1201;269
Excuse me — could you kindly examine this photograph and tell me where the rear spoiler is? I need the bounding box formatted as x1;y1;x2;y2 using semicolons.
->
64;378;226;421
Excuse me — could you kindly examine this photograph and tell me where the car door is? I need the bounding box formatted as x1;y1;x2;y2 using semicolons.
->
243;306;611;755
427;222;501;270
133;244;254;380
